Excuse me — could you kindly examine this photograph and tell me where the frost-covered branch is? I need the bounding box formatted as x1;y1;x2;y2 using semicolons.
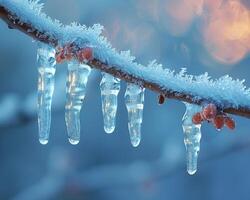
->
0;2;250;119
1;0;250;176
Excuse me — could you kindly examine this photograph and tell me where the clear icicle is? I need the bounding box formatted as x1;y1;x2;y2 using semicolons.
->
65;60;91;145
182;102;202;175
37;43;56;145
100;73;120;134
125;83;145;147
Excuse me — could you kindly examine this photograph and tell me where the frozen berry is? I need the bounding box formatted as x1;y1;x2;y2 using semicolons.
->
213;115;224;130
56;53;64;63
158;94;165;105
192;112;203;124
224;117;235;130
77;47;93;63
201;103;217;120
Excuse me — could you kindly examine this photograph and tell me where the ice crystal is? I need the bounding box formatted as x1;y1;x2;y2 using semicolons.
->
65;60;91;144
37;42;56;144
125;84;145;147
100;73;120;134
182;103;202;175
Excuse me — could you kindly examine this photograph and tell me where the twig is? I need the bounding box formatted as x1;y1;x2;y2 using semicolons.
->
0;5;250;118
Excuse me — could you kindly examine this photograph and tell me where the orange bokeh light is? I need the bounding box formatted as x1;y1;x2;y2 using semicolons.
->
162;0;204;36
136;0;250;65
103;17;158;58
203;0;250;64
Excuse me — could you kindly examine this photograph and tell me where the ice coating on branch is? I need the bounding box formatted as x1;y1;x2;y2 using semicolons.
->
182;103;202;175
100;73;120;134
2;0;250;110
37;43;56;145
65;60;91;145
125;84;145;147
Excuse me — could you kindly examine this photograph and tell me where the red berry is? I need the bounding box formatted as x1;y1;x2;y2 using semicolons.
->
224;117;235;130
201;103;217;120
55;46;67;63
55;55;61;63
77;47;93;63
213;115;224;130
56;53;64;63
66;54;73;60
192;112;203;124
158;94;165;105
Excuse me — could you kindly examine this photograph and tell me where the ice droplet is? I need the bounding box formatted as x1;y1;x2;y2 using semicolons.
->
37;42;56;145
100;73;120;134
65;60;91;145
182;102;202;175
39;138;48;145
125;83;145;147
68;138;80;145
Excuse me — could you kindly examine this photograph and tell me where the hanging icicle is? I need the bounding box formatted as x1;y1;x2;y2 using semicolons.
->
37;43;56;145
182;102;202;175
65;60;91;145
100;73;120;133
125;83;145;147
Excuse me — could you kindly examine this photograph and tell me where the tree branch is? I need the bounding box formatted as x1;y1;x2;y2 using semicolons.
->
0;4;250;118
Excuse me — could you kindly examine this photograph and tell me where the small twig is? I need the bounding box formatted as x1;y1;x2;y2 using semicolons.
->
0;5;250;118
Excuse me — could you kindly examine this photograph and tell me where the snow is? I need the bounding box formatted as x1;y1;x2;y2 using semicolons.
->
1;0;250;109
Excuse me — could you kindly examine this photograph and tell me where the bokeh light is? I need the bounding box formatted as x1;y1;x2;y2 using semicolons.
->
202;0;250;64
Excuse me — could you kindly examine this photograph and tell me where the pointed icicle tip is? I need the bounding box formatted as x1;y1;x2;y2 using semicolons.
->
125;83;145;147
100;73;120;134
37;42;56;145
68;138;80;145
39;138;49;145
182;102;202;175
188;169;197;175
104;127;115;134
65;60;91;145
130;132;141;147
128;120;142;147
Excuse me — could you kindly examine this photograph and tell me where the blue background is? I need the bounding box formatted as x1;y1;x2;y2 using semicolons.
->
0;0;250;199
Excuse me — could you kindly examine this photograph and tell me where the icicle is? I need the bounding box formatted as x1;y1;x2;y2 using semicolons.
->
37;43;56;145
100;73;120;133
182;102;202;175
65;60;91;145
125;83;145;147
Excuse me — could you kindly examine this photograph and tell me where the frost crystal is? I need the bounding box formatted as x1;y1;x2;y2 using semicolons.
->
3;0;250;175
182;103;202;175
100;73;120;133
37;42;56;145
65;60;91;145
2;0;250;111
125;84;145;147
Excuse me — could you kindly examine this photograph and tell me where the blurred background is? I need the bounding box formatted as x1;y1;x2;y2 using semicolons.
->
0;0;250;199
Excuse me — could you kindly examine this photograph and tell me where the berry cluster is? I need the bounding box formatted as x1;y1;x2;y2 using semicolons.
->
55;43;93;64
192;103;235;130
